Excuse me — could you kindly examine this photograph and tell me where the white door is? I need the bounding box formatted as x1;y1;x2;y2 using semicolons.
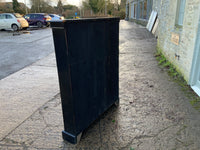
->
0;14;6;29
191;48;200;94
191;54;200;96
131;3;134;19
190;18;200;96
197;67;200;88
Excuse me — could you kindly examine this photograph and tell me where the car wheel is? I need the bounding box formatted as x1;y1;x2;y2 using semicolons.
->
37;22;43;28
12;24;19;31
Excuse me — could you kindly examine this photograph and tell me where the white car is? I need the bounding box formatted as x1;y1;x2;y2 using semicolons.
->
0;13;29;31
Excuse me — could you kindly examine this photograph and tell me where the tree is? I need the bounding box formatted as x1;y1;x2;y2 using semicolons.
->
30;0;54;13
120;0;126;11
57;0;63;15
0;2;14;13
106;0;114;15
83;0;105;14
12;0;25;14
61;4;79;18
30;0;41;13
12;0;20;13
63;4;78;11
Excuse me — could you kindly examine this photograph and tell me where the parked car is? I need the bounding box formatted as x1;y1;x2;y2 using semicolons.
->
0;13;29;31
49;14;64;21
23;13;52;28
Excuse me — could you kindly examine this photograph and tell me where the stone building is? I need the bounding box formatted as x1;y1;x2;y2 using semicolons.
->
126;0;200;96
126;0;153;25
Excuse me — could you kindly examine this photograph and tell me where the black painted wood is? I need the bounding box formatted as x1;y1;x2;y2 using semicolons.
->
51;18;120;144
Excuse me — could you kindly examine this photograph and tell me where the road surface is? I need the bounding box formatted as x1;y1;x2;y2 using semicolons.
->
0;28;54;80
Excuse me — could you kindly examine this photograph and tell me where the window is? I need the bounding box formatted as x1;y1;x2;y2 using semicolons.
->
148;0;153;19
137;0;148;20
130;2;137;19
143;0;147;19
49;15;54;18
0;14;6;19
131;2;134;18
0;15;3;19
129;0;152;20
176;0;186;26
134;3;137;18
30;14;36;19
6;14;12;19
14;13;22;18
139;2;143;19
24;14;30;19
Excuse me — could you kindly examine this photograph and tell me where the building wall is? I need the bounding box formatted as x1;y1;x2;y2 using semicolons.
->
126;0;153;25
153;0;200;82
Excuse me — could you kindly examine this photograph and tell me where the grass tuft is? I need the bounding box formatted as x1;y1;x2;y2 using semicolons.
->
155;47;200;111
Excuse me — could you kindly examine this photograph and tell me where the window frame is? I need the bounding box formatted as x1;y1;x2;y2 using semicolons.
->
175;0;186;27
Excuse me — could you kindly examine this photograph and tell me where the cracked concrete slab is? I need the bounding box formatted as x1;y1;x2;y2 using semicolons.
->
0;21;200;149
0;53;59;140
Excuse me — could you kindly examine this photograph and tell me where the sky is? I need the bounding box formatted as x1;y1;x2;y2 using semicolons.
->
3;0;121;8
67;0;81;6
4;0;82;7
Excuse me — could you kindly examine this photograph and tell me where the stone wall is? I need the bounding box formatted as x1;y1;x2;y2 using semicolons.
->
153;0;200;82
126;0;152;24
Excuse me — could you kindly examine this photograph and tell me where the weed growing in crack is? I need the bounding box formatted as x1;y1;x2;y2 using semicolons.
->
155;47;200;111
155;50;182;79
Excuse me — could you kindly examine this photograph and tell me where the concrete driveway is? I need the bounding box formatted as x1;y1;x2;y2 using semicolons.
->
0;21;200;150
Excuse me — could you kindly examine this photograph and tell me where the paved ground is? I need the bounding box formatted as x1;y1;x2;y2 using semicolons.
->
0;53;59;141
0;28;54;80
0;21;200;150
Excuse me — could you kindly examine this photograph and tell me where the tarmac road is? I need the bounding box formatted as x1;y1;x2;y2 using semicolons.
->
0;28;54;80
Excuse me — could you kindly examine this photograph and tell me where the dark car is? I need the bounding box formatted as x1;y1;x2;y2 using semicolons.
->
23;13;51;28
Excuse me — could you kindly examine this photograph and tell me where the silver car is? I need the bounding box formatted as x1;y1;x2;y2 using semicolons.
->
49;14;64;21
0;13;29;31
